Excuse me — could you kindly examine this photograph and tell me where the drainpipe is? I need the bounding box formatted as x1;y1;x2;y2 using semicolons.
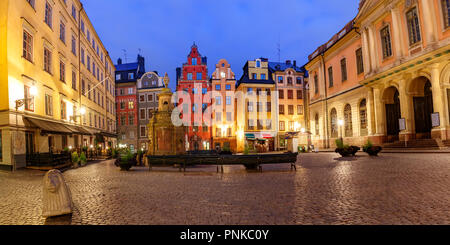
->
320;53;330;149
78;3;83;150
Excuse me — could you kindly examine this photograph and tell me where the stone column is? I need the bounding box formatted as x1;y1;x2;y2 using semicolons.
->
362;29;372;74
368;25;379;72
430;64;448;140
420;0;439;45
373;87;385;140
367;87;375;136
391;7;404;58
398;79;414;141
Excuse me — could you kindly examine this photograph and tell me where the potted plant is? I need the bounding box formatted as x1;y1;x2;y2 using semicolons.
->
71;152;80;168
118;149;133;171
80;152;87;166
363;140;382;156
243;145;250;155
335;139;360;157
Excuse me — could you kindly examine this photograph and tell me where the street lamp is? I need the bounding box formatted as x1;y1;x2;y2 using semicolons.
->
16;85;38;110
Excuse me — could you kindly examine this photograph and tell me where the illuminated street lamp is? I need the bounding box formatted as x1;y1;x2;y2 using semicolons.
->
16;85;37;110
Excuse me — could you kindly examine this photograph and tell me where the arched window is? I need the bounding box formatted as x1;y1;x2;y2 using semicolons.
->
344;104;353;137
330;108;338;138
315;114;319;136
359;99;368;136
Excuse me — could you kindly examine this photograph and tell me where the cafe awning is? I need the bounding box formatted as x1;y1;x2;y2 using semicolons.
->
64;125;93;135
245;133;255;139
24;117;72;135
100;131;118;138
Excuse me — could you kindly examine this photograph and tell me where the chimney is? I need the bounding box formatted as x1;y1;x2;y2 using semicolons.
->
293;60;297;67
202;57;208;65
117;58;122;65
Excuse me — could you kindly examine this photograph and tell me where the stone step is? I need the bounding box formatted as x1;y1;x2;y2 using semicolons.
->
383;139;440;149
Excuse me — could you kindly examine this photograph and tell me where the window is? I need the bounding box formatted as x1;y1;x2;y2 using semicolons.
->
381;26;392;58
257;120;264;130
115;74;120;80
252;73;257;79
87;85;91;99
297;90;303;100
61;100;67;120
267;102;272;112
148;94;153;101
45;2;52;28
256;60;261;68
227;112;232;122
297;105;304;115
192;58;197;65
279;90;284;99
128;101;134;109
328;67;334;87
261;74;266;80
344;104;353;137
44;47;52;73
296;77;302;85
59;61;65;82
129;114;134;125
278;76;283;84
87;30;90;41
360;99;368;136
266;120;272;130
24;85;35;112
197;72;202;80
81;48;85;65
71;36;76;55
23;30;33;62
341;58;347;82
356;48;364;74
257;102;263;112
72;71;77;90
140;109;146;120
288;90;293;100
128;73;134;79
81;80;85;95
442;0;450;28
128;88;134;94
59;21;65;43
406;7;421;46
247;102;253;112
288;105;294;115
226;96;231;105
187;73;193;80
140;95;145;102
120;115;126;125
202;88;207;94
288;121;294;131
87;55;91;71
148;109;153;119
216;112;222;121
215;85;221;91
256;88;262;95
72;5;77;20
81;19;85;33
266;88;271;96
226;84;231;90
140;126;146;137
192;88;198;94
248;119;255;130
287;77;293;85
279;121;285;131
330;108;338;138
314;75;319;94
45;94;53;116
279;105;285;115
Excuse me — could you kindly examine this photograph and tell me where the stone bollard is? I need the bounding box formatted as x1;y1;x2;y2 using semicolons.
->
42;169;73;218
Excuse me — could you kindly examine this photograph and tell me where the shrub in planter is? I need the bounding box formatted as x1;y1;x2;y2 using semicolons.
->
363;140;382;156
243;145;250;155
118;150;134;171
335;139;360;157
80;152;87;166
71;152;80;168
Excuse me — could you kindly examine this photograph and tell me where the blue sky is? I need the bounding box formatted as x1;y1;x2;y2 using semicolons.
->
83;0;359;90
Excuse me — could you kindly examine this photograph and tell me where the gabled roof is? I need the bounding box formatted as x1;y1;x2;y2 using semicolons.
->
268;62;306;73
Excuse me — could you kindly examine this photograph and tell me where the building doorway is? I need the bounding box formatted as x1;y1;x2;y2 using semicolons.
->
413;80;433;139
25;132;35;166
385;87;401;142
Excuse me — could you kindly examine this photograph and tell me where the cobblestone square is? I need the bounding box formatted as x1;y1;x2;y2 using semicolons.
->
1;153;450;225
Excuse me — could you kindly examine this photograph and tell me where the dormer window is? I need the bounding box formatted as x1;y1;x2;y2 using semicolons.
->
256;59;261;68
192;58;197;65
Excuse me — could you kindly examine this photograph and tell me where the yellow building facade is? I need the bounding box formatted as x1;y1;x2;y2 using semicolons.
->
236;58;277;152
0;0;116;170
306;0;450;149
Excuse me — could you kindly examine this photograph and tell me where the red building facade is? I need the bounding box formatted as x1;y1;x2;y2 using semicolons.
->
176;44;212;151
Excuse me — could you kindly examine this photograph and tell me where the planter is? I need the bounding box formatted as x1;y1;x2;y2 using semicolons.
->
119;163;132;171
335;146;360;157
364;146;382;156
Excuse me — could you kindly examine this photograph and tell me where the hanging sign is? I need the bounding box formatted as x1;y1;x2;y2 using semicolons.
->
431;113;440;127
399;118;406;131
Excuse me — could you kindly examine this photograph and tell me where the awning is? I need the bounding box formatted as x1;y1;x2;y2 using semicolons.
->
262;134;273;139
24;117;72;135
100;131;118;138
64;125;93;135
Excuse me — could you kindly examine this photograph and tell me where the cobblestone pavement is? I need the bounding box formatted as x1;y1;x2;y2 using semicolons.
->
1;152;450;225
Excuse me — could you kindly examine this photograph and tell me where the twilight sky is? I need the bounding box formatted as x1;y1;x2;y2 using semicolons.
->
83;0;359;90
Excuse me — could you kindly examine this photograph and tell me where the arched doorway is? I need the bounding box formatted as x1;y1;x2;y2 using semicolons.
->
384;86;401;142
412;77;433;139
